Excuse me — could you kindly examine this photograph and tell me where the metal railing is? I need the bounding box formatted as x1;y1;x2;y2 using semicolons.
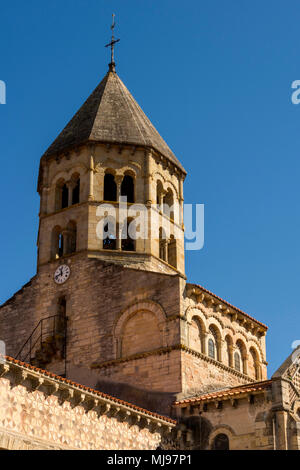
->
16;314;67;365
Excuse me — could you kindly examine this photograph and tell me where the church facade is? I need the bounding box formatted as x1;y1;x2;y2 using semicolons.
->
0;57;300;450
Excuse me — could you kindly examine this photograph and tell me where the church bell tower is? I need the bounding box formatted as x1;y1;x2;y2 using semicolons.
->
37;29;186;278
0;22;268;419
1;23;191;413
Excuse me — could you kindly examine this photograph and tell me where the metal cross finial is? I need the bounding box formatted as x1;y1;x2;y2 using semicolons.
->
105;13;120;72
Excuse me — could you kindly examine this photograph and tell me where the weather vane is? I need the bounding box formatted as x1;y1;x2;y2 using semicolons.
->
105;14;120;72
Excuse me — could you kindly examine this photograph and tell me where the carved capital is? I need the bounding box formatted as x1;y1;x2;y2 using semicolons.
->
115;175;124;186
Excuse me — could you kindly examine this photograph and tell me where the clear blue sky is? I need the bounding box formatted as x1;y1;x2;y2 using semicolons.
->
0;0;299;375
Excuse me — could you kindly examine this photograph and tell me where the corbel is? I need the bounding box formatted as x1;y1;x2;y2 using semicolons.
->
57;387;74;405
31;377;45;391
252;326;259;336
215;400;222;409
148;421;162;434
109;406;122;418
230;398;238;408
44;381;60;398
13;370;29;387
0;363;10;377
99;403;112;416
160;425;173;438
84;398;100;412
247;394;255;404
128;414;141;427
205;297;215;308
197;293;205;303
70;391;86;409
139;417;151;430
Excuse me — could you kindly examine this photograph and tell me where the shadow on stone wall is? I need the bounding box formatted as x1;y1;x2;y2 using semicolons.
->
180;415;213;450
95;379;177;417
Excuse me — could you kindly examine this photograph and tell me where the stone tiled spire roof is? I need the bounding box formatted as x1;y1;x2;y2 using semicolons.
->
43;69;186;173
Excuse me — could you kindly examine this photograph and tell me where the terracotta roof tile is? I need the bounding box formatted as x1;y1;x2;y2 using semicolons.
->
174;380;272;406
188;283;268;330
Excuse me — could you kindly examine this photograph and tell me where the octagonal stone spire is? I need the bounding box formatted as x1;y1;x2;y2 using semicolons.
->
42;69;185;173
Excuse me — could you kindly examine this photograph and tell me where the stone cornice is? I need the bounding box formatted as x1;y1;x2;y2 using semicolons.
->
38;142;186;193
91;344;255;383
0;358;176;433
186;284;268;332
37;250;186;279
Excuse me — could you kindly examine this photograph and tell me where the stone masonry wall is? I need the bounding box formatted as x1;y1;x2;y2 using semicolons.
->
0;256;183;414
0;360;174;450
181;350;253;398
87;349;183;416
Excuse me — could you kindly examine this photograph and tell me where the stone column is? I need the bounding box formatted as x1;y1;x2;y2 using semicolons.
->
67;182;75;206
275;410;288;450
115;176;124;251
228;345;234;368
144;150;152;205
243;354;248;376
62;229;70;256
202;333;208;355
159;191;166;212
115;175;123;202
116;222;121;251
88;154;95;201
218;339;224;363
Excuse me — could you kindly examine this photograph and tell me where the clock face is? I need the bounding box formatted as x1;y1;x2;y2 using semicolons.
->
54;265;70;285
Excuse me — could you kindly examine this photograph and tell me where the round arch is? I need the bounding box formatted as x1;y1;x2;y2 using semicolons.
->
248;345;261;380
51;164;87;187
224;333;234;368
189;315;207;354
185;306;208;326
209;426;236;450
207;322;222;362
114;300;167;358
235;338;247;374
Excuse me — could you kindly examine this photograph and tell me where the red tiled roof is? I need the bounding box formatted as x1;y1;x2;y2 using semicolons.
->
4;356;176;425
174;380;273;406
188;283;268;330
